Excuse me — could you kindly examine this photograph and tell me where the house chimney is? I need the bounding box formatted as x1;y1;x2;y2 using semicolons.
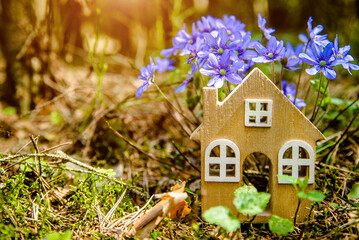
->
203;87;218;113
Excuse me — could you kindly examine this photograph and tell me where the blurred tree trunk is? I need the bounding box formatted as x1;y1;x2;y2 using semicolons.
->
0;0;47;113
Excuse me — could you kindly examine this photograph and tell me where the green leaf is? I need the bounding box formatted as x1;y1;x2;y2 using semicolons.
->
310;79;327;95
297;191;308;199
218;89;226;100
330;97;345;106
277;175;299;185
348;183;359;199
316;141;336;153
203;206;240;232
234;185;257;197
2;106;16;116
298;177;308;191
320;96;331;110
233;189;270;215
310;79;319;91
45;230;72;240
268;215;294;236
306;191;325;202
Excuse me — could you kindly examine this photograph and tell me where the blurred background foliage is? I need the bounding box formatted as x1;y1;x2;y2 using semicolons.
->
0;0;358;112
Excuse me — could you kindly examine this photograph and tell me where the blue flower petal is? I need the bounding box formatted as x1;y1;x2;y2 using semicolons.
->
207;53;219;67
207;76;220;87
299;53;318;65
197;51;209;58
322;43;334;61
220;50;230;68
305;65;321;75
241;50;258;60
312;25;324;35
251;56;272;63
254;42;267;55
203;33;217;48
322;67;337;79
226;73;242;84
219;28;228;47
135;82;149;98
199;68;217;76
161;48;177;57
339;45;351;57
231;60;244;72
299;33;309;43
214;77;225;88
267;36;277;52
344;63;359;74
295;99;307;109
175;80;189;92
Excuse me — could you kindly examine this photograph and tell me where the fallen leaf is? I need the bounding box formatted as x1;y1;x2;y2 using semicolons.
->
170;200;191;219
171;181;186;192
131;182;188;239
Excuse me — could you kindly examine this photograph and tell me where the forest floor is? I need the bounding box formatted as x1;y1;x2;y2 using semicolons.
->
0;55;359;239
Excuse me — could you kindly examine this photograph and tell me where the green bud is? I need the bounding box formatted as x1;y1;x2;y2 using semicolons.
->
220;69;226;76
218;48;224;54
319;60;326;67
268;53;274;58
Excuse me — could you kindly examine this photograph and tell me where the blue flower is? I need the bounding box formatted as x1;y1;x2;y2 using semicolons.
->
196;15;217;33
200;51;244;88
155;57;175;73
199;28;232;59
252;36;285;63
299;42;341;79
333;35;359;74
180;37;208;67
228;32;258;61
282;80;306;109
136;57;156;98
175;64;198;92
299;17;330;47
161;24;197;58
281;42;304;70
216;14;246;40
257;13;275;39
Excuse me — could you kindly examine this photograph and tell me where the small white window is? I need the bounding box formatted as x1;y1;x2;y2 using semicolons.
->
205;139;240;182
278;140;315;184
245;99;272;127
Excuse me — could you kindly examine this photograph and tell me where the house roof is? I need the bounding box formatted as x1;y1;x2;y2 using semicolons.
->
190;67;325;142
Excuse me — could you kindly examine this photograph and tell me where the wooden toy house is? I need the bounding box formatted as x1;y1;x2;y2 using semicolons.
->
191;68;325;222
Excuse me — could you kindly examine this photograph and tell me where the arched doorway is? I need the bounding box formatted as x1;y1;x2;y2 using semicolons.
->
243;152;271;215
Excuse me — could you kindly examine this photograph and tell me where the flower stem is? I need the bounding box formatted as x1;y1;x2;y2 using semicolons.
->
313;79;329;122
279;64;284;90
294;41;310;105
310;72;323;122
294;64;304;105
224;81;231;96
293;199;302;226
271;61;275;84
153;81;195;125
196;60;205;88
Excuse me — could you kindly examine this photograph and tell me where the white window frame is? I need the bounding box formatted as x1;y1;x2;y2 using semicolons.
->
205;139;240;182
245;99;272;127
278;140;315;184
